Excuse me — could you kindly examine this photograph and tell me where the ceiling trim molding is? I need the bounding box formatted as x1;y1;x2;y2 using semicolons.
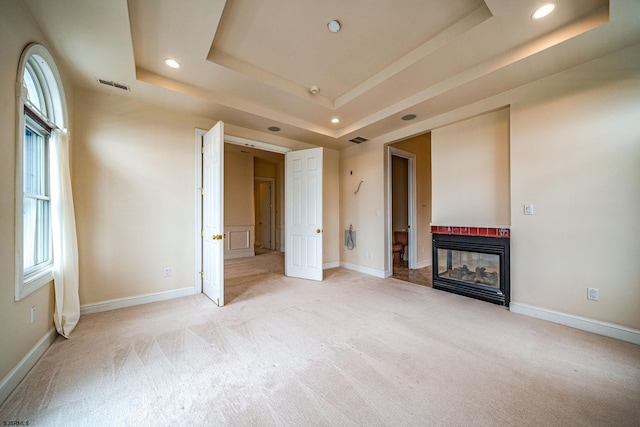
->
334;5;493;109
225;135;292;154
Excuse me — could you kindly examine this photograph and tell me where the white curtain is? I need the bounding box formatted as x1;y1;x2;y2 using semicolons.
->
50;129;80;338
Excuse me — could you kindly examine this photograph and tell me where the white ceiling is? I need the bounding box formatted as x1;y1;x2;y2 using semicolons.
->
23;0;640;150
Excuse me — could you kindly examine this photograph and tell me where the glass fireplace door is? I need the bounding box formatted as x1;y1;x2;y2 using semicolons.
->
437;249;500;289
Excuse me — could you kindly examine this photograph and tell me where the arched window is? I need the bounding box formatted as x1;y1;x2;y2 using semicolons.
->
16;44;68;300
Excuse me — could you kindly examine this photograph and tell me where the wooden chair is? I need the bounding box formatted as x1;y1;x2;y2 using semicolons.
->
393;231;408;266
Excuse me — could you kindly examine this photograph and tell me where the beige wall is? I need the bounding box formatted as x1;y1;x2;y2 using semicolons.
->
224;150;254;226
392;133;433;266
431;108;510;226
255;158;277;178
73;89;213;304
72;88;343;307
0;1;69;386
509;51;640;328
340;43;640;330
340;142;386;272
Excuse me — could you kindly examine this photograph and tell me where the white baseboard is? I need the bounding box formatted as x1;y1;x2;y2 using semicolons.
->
323;261;340;269
340;262;386;278
0;328;57;405
510;302;640;345
415;260;432;269
80;286;199;315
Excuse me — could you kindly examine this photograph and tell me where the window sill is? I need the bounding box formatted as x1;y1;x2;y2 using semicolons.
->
17;267;53;301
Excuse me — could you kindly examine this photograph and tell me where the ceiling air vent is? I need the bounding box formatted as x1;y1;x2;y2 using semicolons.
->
96;78;130;91
349;136;368;144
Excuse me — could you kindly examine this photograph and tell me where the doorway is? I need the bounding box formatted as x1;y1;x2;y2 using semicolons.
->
386;133;433;286
388;147;417;273
194;131;324;303
194;131;290;296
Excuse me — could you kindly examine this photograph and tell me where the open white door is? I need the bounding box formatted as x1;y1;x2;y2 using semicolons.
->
285;147;323;281
202;121;224;306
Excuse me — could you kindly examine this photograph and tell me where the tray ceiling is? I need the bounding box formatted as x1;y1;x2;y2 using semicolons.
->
23;0;640;149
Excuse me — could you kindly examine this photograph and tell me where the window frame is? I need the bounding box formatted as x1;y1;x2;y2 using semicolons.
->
23;111;53;276
15;44;67;301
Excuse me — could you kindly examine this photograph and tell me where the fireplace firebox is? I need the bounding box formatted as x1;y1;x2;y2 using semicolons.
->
432;232;510;306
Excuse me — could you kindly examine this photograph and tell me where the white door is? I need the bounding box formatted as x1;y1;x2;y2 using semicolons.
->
202;121;224;306
285;147;323;281
259;181;272;249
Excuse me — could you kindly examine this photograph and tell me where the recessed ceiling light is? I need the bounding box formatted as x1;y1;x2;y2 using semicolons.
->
331;118;340;124
164;58;181;69
268;126;281;132
532;3;556;20
401;114;417;121
327;20;341;33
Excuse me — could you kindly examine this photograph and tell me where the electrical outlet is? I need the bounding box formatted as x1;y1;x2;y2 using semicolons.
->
163;267;171;277
524;204;534;215
30;306;37;323
587;288;599;301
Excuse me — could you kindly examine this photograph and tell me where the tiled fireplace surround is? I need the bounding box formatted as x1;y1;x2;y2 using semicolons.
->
430;225;510;238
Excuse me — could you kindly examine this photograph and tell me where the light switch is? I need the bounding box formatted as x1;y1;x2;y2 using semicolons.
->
524;204;534;215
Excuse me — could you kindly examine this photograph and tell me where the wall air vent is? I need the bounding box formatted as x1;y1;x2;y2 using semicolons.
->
349;136;368;144
96;78;130;91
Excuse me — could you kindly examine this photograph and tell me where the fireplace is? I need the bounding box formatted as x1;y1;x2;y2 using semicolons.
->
432;227;510;306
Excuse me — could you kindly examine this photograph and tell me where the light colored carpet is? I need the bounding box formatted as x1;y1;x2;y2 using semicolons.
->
2;251;639;426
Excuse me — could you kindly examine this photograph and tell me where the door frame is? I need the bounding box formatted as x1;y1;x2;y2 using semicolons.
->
194;130;291;291
255;177;275;250
386;146;417;274
194;129;205;293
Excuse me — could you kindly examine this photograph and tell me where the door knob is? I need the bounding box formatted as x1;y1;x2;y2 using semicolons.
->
212;234;223;240
316;229;322;233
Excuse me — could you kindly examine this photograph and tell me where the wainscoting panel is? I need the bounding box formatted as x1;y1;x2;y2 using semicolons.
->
225;225;255;259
